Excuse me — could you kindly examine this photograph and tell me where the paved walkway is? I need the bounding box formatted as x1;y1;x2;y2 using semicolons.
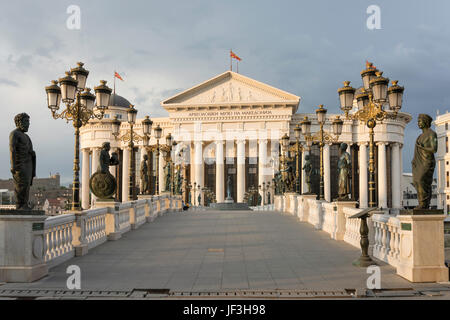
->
2;210;447;291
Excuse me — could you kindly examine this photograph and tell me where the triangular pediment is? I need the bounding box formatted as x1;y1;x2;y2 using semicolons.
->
162;71;300;110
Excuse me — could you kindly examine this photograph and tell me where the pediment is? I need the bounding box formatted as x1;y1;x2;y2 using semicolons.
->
162;71;300;109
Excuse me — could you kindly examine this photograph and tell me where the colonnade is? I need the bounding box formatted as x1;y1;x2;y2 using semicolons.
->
80;140;403;210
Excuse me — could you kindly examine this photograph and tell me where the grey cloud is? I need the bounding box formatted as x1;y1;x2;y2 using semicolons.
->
0;78;19;87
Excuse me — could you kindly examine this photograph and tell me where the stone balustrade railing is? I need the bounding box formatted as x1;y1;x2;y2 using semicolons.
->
276;194;449;283
343;207;363;249
0;194;183;282
44;214;76;268
372;213;401;267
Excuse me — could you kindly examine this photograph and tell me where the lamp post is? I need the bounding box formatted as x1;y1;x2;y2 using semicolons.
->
292;124;303;194
338;62;404;267
45;62;112;211
338;63;404;207
111;105;152;201
299;107;343;200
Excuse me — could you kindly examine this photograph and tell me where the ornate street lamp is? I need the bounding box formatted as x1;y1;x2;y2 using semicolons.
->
338;66;404;208
45;62;112;211
299;106;343;200
112;105;152;201
337;62;404;267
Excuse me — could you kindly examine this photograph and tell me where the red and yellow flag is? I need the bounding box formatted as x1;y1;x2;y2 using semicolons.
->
114;71;124;81
230;50;242;61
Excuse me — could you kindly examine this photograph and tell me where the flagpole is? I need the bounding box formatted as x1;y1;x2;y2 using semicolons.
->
230;49;232;71
237;61;239;74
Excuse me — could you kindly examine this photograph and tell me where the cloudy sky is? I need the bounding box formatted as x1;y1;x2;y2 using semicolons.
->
0;0;449;185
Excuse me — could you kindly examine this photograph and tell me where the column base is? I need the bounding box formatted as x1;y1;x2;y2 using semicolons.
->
353;256;377;268
0;263;48;283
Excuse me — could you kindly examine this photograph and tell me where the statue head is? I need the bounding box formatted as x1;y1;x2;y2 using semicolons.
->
14;113;30;132
143;154;148;160
418;114;433;129
339;143;348;153
102;142;111;151
305;154;310;161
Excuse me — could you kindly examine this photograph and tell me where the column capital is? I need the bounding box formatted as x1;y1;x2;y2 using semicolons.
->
215;140;225;146
376;141;388;146
237;139;246;145
259;138;268;144
357;142;369;147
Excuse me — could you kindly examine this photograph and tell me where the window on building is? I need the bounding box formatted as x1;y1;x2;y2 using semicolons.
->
103;114;110;119
116;114;122;119
446;123;448;130
447;137;449;153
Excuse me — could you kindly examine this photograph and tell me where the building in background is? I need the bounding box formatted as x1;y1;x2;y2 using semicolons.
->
80;70;411;210
402;173;438;210
42;198;68;215
435;113;450;213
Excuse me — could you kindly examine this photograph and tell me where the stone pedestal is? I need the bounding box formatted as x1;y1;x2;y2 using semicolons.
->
94;200;121;241
298;194;317;222
274;195;284;212
286;193;299;216
397;213;449;283
333;201;357;240
0;213;48;282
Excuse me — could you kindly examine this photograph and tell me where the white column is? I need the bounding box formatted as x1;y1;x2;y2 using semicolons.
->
91;147;100;206
81;148;90;210
399;143;403;207
391;143;401;208
301;151;307;194
258;139;268;201
159;151;165;194
324;143;331;202
237;139;246;203
194;141;203;205
378;142;387;209
359;142;368;208
122;148;130;202
216;141;224;203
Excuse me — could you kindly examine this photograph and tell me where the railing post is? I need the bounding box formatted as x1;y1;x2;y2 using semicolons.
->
72;212;88;256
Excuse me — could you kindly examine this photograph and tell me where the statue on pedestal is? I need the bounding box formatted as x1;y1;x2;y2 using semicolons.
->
175;167;182;195
412;114;437;209
89;142;120;200
164;161;172;192
302;154;313;194
337;143;351;200
140;154;149;195
9;113;36;210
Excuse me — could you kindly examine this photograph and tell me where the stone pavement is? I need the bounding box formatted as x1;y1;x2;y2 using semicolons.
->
2;210;448;292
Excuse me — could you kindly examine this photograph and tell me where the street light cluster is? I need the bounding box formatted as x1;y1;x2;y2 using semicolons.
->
279;62;404;207
45;62;113;211
337;62;404;207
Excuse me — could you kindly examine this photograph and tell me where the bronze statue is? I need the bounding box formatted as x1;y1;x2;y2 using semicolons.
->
140;154;149;195
302;154;313;194
89;142;120;200
226;175;233;200
337;143;351;200
412;114;437;209
163;161;172;192
174;166;182;195
9;113;36;210
99;142;119;173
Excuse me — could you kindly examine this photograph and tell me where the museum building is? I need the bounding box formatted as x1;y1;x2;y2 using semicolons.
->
79;71;411;210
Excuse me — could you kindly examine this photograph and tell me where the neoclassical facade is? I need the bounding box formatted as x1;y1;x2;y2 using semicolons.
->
80;71;411;210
